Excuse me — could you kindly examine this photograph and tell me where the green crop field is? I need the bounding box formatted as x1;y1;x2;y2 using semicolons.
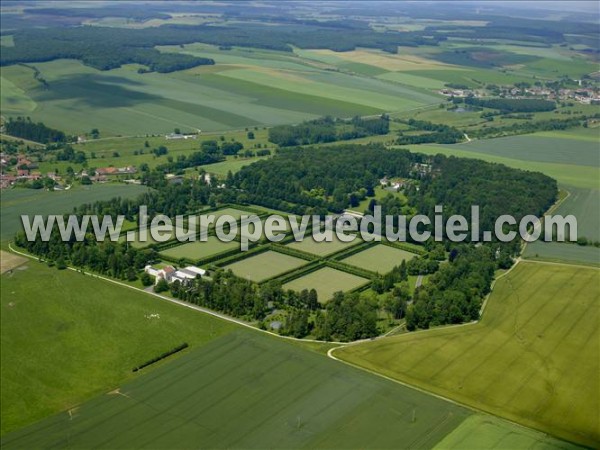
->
336;262;600;447
436;135;600;168
222;250;307;282
160;236;239;261
1;260;577;449
0;261;235;435
433;415;580;450
0;184;149;241
341;244;417;274
1;328;521;450
0;50;440;136
524;242;600;266
286;233;359;257
412;141;599;190
551;187;600;242
283;267;369;302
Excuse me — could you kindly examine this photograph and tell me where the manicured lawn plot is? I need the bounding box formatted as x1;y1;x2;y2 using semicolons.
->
159;236;239;261
208;207;253;222
120;223;191;248
341;244;417;274
222;251;307;282
286;233;359;257
283;267;369;302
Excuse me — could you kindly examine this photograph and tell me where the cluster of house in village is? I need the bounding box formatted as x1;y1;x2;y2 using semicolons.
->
439;83;600;105
165;133;198;140
0;151;138;189
144;264;206;286
88;166;137;183
0;154;61;189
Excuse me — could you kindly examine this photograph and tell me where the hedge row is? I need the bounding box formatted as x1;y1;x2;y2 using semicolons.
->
325;260;377;280
132;343;189;372
270;260;326;285
210;244;270;268
269;243;318;261
380;240;425;255
330;240;375;261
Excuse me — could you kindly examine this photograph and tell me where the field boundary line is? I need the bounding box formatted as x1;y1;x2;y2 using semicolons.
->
325;342;557;444
521;258;600;270
6;243;349;346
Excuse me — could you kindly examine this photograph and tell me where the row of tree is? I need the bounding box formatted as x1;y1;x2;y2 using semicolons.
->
463;97;556;113
4;117;66;143
268;116;390;147
396;118;464;145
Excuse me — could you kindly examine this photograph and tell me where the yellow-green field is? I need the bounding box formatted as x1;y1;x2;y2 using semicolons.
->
433;415;580;450
341;244;417;274
283;267;369;302
336;262;600;447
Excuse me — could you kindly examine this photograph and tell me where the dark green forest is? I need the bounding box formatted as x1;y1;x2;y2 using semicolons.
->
0;22;439;71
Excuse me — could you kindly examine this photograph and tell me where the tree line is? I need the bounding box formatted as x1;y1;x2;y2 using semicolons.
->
463;97;556;113
268;116;390;147
4;117;66;143
396;118;464;145
1;22;442;71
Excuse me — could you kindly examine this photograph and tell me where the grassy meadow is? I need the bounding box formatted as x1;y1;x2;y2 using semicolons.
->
0;261;236;434
0;49;441;136
336;262;600;447
0;184;149;241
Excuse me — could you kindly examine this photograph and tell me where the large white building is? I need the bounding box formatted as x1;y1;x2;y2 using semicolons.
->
144;265;206;285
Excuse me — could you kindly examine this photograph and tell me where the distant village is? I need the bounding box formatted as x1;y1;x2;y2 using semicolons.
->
439;78;600;105
0;131;208;189
0;151;140;190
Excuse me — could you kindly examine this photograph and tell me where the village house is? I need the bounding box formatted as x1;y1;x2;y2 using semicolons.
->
96;166;137;176
165;133;198;140
47;172;62;182
0;174;17;189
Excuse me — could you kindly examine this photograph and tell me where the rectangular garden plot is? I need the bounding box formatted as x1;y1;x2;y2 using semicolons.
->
341;244;416;274
283;267;369;303
222;251;307;282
